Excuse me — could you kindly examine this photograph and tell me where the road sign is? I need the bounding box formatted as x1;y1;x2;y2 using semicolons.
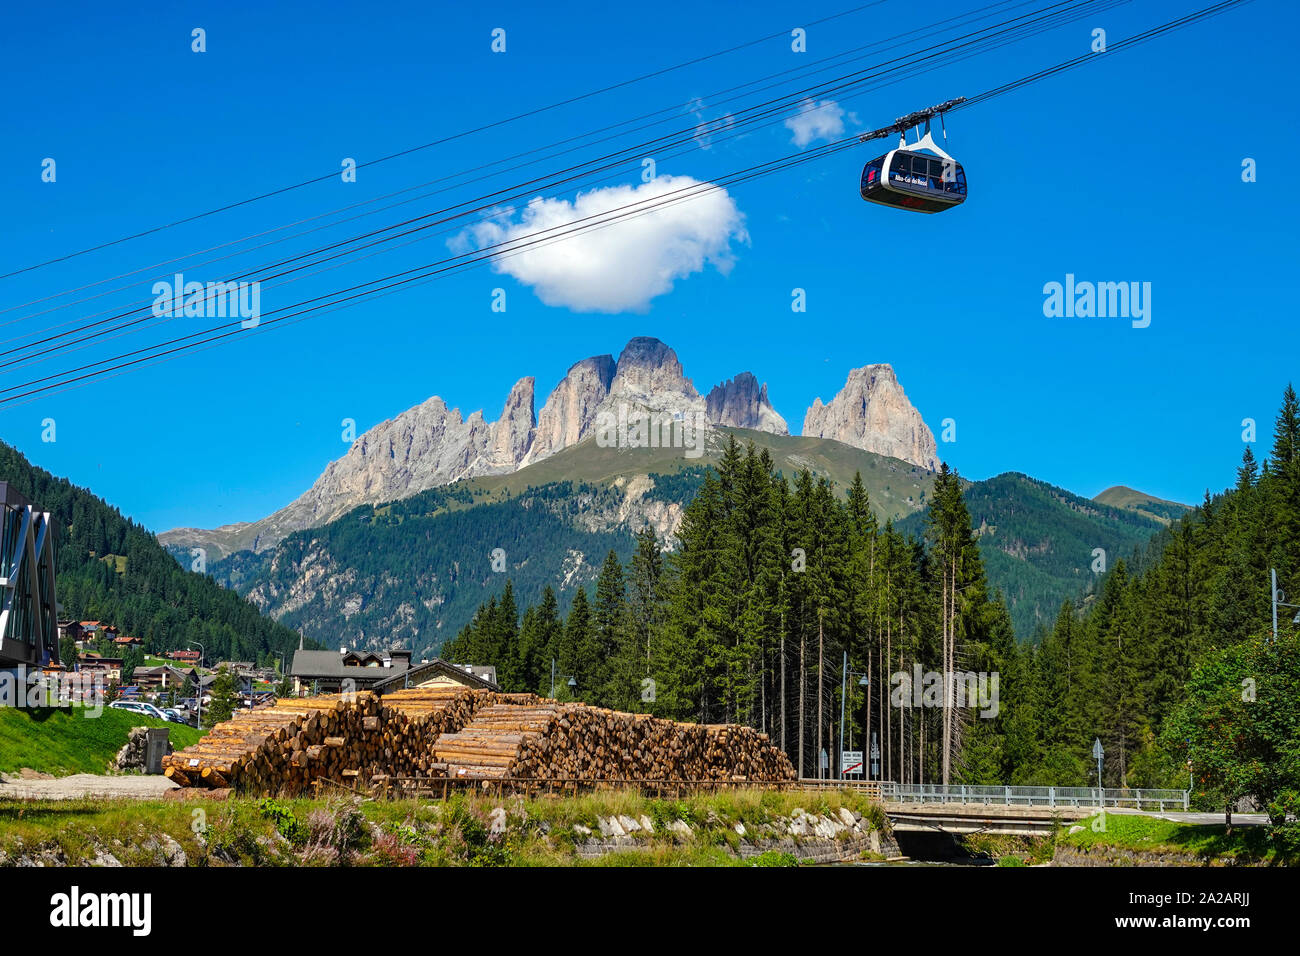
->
1092;738;1104;759
840;750;863;777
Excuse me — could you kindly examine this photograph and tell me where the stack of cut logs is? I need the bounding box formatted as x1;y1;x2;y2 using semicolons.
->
162;687;481;792
434;701;794;782
163;688;794;793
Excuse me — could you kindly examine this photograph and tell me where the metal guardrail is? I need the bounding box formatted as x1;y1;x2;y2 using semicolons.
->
342;774;1183;811
878;782;1189;812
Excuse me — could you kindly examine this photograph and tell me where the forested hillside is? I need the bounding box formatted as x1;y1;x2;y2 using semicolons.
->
1011;386;1300;791
443;386;1300;799
0;442;303;666
899;472;1171;639
209;479;667;652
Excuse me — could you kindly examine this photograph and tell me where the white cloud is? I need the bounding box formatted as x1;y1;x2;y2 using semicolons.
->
688;96;736;150
451;176;748;313
785;99;846;148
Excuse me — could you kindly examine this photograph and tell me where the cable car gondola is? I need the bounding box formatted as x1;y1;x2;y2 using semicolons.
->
859;108;967;214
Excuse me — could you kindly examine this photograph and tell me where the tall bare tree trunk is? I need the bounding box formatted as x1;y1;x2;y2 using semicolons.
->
878;642;884;780
865;652;872;779
798;612;806;779
816;610;824;779
941;554;955;786
779;579;786;753
920;708;925;784
886;626;893;784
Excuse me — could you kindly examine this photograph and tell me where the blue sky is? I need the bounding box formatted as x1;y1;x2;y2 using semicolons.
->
1;0;1293;533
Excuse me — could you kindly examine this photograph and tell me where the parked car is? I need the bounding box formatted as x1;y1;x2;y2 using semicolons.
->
161;708;190;726
108;700;168;721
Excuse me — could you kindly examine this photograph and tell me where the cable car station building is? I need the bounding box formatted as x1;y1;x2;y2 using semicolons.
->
0;483;60;671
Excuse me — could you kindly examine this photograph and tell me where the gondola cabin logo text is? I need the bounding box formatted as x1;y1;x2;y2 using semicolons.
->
49;886;151;936
1042;274;1151;328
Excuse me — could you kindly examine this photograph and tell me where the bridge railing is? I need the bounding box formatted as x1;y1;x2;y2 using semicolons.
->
879;782;1188;812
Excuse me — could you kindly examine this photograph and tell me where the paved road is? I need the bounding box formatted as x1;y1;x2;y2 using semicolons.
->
1104;807;1269;826
0;773;178;800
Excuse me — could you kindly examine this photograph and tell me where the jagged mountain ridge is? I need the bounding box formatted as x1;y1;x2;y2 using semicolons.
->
161;337;934;558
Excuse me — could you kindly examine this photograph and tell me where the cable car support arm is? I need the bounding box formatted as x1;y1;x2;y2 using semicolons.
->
857;96;967;144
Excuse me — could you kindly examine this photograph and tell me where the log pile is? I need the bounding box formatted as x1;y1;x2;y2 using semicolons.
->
164;687;794;792
162;688;481;792
434;701;794;782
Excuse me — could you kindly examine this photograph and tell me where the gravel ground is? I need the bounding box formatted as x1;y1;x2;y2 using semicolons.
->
0;772;178;800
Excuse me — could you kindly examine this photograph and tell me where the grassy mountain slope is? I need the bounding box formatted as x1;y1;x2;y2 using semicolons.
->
0;441;304;666
1093;485;1190;525
898;472;1168;640
472;427;936;520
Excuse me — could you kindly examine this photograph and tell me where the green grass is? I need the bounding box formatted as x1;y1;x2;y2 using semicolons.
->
1093;485;1190;525
1061;812;1289;865
960;830;1054;866
0;706;204;776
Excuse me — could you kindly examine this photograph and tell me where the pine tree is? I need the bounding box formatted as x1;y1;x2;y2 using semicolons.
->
1237;446;1258;491
204;666;239;728
591;549;630;705
925;464;983;784
517;586;561;694
557;587;594;701
626;528;664;679
1270;383;1299;468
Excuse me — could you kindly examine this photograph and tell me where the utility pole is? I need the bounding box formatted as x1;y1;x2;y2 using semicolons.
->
1270;568;1300;640
550;658;575;700
1273;568;1279;640
189;640;205;728
1093;737;1105;810
838;650;869;778
839;650;845;776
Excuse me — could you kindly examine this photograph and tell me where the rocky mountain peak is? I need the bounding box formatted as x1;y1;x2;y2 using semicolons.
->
489;376;536;468
523;355;615;466
161;340;937;558
706;372;789;435
802;364;938;470
608;336;699;403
